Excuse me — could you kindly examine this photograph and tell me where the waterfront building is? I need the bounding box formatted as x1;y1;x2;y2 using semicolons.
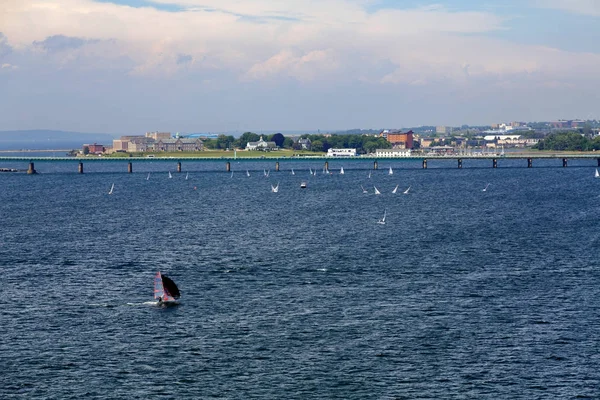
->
327;148;357;157
375;148;412;157
379;129;414;149
246;136;277;151
146;132;172;140
156;138;204;152
83;143;105;154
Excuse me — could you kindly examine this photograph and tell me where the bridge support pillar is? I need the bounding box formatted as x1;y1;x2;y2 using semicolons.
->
563;158;568;168
226;162;230;172
374;161;378;170
127;162;132;173
276;162;280;172
528;158;533;168
492;159;497;168
27;162;37;175
458;159;462;169
177;162;182;173
78;162;84;174
422;159;427;169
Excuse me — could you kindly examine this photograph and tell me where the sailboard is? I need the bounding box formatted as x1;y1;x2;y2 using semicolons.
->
108;183;114;195
154;272;181;305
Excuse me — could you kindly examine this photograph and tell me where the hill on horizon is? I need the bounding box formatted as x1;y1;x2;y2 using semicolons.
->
0;130;116;150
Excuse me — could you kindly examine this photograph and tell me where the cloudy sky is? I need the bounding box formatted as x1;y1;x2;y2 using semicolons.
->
1;0;600;134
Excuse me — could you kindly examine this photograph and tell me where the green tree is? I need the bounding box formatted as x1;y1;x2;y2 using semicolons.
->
283;137;294;149
83;146;90;155
311;140;324;152
236;132;260;149
270;133;285;148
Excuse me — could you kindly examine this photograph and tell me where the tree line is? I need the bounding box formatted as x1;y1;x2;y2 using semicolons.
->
533;131;600;151
203;132;392;154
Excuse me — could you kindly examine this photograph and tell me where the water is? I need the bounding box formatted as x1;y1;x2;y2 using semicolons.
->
1;160;600;399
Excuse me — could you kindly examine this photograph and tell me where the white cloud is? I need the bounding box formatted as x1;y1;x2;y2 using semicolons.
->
1;0;600;130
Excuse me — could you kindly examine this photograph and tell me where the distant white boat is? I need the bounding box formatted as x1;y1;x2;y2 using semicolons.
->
377;209;387;225
309;168;313;175
146;173;150;181
231;171;234;178
108;183;114;195
596;168;599;178
185;172;189;180
246;170;250;177
291;169;295;175
168;171;172;179
266;170;270;177
361;185;368;194
300;181;307;189
271;182;279;193
482;183;491;192
389;167;393;175
392;184;399;194
340;167;345;175
264;169;268;177
368;171;371;179
374;186;381;195
403;186;411;194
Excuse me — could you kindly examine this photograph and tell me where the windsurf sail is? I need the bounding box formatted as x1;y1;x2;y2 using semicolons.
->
154;272;180;302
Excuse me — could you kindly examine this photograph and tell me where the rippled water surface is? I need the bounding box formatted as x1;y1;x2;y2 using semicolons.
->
1;159;600;399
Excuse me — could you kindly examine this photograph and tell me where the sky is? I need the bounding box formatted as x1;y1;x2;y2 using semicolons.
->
1;0;600;134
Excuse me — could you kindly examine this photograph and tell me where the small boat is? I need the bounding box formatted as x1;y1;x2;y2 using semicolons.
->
300;181;307;189
309;168;313;175
368;171;371;179
108;183;114;195
361;185;368;194
146;173;150;181
168;171;172;179
291;169;295;175
264;169;268;177
482;183;491;192
374;186;381;195
340;167;345;175
231;171;234;178
403;186;411;194
377;209;387;225
246;170;250;177
185;172;189;180
596;168;599;178
271;182;279;193
154;271;180;306
389;167;393;175
392;184;399;194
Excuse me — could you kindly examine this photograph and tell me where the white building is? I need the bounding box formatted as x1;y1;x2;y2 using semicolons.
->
327;148;357;157
375;148;412;157
246;136;277;151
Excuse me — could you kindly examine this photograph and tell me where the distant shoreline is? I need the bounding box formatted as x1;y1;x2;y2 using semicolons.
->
0;149;72;153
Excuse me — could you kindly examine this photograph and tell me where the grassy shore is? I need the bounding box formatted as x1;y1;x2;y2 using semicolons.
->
101;149;324;158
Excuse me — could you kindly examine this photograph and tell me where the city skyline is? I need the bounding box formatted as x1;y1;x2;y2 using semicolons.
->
1;0;600;134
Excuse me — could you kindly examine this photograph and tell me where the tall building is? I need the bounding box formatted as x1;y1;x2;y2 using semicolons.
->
379;129;414;149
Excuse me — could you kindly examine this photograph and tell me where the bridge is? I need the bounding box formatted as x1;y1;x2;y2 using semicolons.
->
1;154;599;174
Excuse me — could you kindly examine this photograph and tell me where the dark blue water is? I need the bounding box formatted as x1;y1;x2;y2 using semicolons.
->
1;160;600;399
